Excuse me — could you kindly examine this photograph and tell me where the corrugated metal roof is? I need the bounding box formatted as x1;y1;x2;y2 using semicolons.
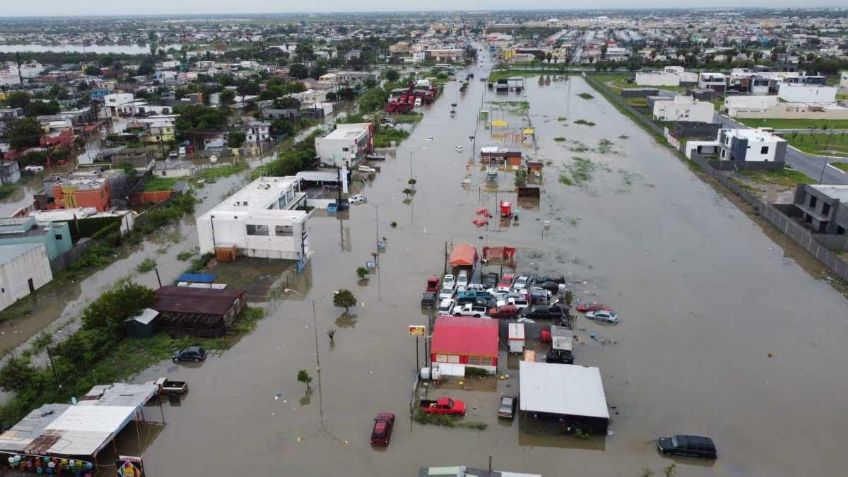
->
153;286;245;316
519;361;609;419
431;316;498;358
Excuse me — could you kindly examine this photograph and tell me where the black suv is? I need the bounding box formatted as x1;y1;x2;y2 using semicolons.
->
521;304;565;320
657;435;717;459
173;346;207;363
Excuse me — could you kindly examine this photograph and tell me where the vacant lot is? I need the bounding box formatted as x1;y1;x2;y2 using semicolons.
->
737;118;848;130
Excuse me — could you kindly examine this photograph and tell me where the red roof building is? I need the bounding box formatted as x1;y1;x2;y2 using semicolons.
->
430;316;499;368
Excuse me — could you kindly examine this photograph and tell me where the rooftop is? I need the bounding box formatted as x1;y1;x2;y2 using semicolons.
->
724;128;786;144
200;176;307;219
0;243;45;265
519;361;609;420
809;185;848;204
431;316;498;358
321;123;370;141
153;286;246;317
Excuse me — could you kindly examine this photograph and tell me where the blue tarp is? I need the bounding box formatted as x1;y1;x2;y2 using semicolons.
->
177;273;217;283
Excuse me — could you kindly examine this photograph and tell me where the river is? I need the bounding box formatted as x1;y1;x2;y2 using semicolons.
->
67;54;848;476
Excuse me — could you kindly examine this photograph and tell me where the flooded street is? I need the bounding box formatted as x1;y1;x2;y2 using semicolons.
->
132;64;848;477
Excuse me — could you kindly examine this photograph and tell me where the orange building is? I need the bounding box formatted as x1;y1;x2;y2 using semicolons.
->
51;178;111;211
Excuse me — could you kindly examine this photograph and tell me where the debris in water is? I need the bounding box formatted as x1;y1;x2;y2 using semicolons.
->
274;394;281;400
768;353;773;358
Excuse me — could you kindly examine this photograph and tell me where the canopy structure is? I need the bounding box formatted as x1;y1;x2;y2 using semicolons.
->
448;244;478;268
519;361;609;434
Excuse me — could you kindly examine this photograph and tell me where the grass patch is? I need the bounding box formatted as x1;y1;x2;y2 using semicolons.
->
413;409;488;430
736;118;848;130
0;184;18;200
143;176;177;192
374;127;410;148
559;174;574;185
598;139;615;154
782;132;848;157
136;258;156;273
487;100;530;114
392;113;423;124
554;137;566;142
739;167;815;188
574;119;596;126
195;162;248;183
578;93;594;100
832;162;848;173
487;68;567;82
559;157;603;186
557;116;567;121
176;250;195;261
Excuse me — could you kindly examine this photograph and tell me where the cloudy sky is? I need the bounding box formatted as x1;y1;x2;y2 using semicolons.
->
2;1;845;16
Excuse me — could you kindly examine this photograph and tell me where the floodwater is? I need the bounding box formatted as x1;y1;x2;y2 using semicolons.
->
133;57;847;476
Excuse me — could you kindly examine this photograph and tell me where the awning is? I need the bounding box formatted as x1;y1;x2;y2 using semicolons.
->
449;244;477;267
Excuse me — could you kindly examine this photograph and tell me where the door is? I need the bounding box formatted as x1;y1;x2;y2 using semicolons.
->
27;278;35;294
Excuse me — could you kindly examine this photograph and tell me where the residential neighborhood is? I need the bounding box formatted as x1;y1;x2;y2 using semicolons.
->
0;7;846;477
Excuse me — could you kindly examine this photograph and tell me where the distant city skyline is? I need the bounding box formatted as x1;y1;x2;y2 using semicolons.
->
1;1;847;17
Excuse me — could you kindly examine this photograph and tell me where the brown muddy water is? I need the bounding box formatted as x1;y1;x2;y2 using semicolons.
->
128;66;846;477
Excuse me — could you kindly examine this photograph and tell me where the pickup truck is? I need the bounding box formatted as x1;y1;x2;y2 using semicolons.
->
456;290;494;304
420;397;466;415
452;303;489;318
154;377;188;395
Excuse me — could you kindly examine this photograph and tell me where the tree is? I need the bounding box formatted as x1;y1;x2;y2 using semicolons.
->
333;289;357;313
0;355;37;392
289;63;309;79
564;289;574;307
25;101;60;117
270;119;295;138
356;266;369;280
4;91;30;109
137;56;156;76
407;178;417;187
358;87;389;112
385;69;400;82
310;64;327;80
6;117;42;150
83;65;101;76
219;89;236;107
80;281;155;337
228;130;246;148
297;369;313;389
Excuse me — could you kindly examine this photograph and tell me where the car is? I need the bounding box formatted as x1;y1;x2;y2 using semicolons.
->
421;291;438;308
24;165;44;173
455;145;464;152
456;290;493;303
456;270;469;291
487;305;519;319
536;274;566;284
349;194;366;204
521;305;565;320
497;395;517;419
437;298;455;315
358;165;377;173
513;275;531;290
527;287;551;305
172;346;207;363
370;412;396;447
537;281;562;294
168;151;179;159
439;274;456;299
209;155;218;163
498;296;529;311
452;303;489;318
657;435;717;459
576;303;613;313
482;272;499;290
585;309;618;323
496;273;514;292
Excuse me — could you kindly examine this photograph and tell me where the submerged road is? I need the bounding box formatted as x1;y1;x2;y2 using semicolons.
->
136;52;848;477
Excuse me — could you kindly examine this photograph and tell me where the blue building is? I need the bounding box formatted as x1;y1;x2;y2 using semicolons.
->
0;218;72;261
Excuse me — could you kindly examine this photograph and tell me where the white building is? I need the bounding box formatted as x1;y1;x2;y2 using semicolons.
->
635;71;680;87
103;93;136;117
686;128;786;166
723;95;780;117
777;83;838;104
196;176;310;261
0;243;53;312
243;121;270;144
698;72;727;92
652;95;715;123
315;123;373;168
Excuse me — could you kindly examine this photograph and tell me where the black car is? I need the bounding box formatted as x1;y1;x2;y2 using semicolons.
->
482;273;499;290
521;304;565;320
537;281;562;294
657;435;717;459
536;274;565;284
497;395;517;419
421;291;438;308
173;346;207;363
545;349;574;364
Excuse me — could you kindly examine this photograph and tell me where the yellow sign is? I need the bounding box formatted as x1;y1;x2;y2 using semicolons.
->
491;120;508;128
408;325;426;336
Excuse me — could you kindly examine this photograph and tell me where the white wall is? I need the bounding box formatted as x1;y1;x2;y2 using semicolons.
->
724;95;780;117
778;84;837;104
635;72;680;87
653;98;714;123
196;214;308;260
841;71;848;90
0;244;53;312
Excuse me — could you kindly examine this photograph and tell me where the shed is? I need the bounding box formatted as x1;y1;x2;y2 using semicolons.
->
431;316;499;370
152;286;246;337
448;244;477;268
123;308;159;338
176;273;217;284
519;361;609;434
508;322;525;353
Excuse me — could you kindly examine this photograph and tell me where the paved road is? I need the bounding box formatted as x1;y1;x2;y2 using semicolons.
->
715;114;848;185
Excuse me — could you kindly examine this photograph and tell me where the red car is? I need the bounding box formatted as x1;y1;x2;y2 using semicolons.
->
425;276;441;293
576;303;612;313
487;305;520;319
370;412;396;446
497;273;515;290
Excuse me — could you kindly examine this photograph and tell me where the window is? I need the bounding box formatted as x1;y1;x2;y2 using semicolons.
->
809;196;817;208
468;356;493;366
822;203;830;216
342;147;349;152
54;234;62;240
246;224;269;236
760;146;769;154
275;225;293;236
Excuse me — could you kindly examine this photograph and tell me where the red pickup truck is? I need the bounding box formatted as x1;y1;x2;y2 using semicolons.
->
420;397;466;416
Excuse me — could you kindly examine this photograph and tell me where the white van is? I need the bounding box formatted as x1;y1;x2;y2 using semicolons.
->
456;270;469;292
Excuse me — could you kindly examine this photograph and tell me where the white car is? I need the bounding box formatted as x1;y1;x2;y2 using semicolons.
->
24;165;44;173
586;310;619;323
455;145;464;152
513;275;531;290
358;165;377;173
348;194;366;204
498;296;529;310
437;298;455;315
456;270;469;292
452;303;489;318
168;151;179;159
439;274;456;300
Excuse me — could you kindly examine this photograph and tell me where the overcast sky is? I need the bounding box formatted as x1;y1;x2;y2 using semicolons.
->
2;0;845;17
